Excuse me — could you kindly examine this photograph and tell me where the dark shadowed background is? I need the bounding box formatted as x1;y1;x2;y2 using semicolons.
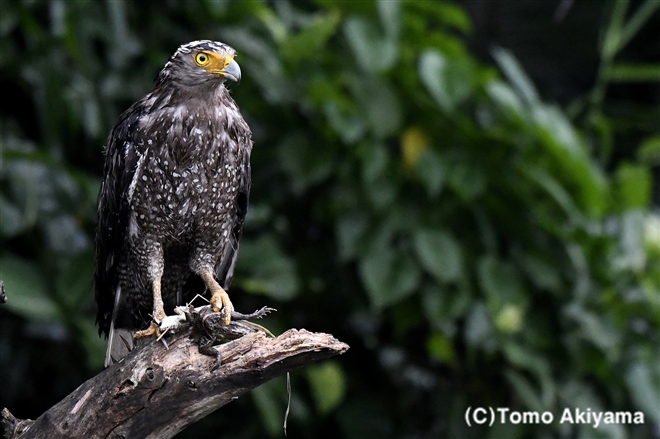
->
1;1;659;438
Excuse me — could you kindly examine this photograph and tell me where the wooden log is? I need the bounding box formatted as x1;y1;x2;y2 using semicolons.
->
1;326;349;439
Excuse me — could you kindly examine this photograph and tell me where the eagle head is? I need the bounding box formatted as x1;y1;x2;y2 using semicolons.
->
157;40;241;86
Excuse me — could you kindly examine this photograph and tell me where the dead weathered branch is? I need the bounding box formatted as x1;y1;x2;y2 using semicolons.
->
1;325;349;439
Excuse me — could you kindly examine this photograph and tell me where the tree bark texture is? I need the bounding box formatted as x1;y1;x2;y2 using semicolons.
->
2;327;349;439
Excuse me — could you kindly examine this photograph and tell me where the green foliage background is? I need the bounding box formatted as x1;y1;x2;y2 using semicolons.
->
1;1;658;438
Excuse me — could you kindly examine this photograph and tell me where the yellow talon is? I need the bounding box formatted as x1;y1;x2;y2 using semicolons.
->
210;289;233;325
134;321;162;339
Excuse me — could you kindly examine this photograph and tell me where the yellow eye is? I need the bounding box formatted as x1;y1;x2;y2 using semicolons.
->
194;52;210;66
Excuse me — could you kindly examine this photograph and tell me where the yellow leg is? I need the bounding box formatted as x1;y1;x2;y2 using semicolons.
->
199;271;233;325
135;278;167;339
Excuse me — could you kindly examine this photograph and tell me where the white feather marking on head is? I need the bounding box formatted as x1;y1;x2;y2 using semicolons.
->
160;40;237;77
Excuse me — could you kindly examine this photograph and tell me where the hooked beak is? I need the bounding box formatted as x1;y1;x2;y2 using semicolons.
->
222;58;241;83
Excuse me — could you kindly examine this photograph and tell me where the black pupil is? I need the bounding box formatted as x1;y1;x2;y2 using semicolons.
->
199;54;206;62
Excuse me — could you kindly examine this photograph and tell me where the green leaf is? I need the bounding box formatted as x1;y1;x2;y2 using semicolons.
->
607;63;660;82
520;164;583;221
415;149;446;197
600;0;629;65
356;218;398;262
618;0;660;53
335;398;392;439
409;1;472;33
0;255;61;322
377;0;400;38
503;342;554;407
222;28;290;103
281;9;341;62
0;195;24;237
223;27;283;78
365;175;398;210
413;228;462;283
358;247;421;309
306;361;346;414
531;104;610;219
236;235;300;300
426;332;456;363
252;378;287;436
485;421;525;439
616;211;646;272
204;0;229;18
558;382;626;439
2;159;41;232
486;80;526;120
616;162;651;209
563;303;619;354
42;214;90;255
637;135;660;165
344;16;397;73
625;360;660;423
336;212;370;262
55;250;94;312
643;213;660;259
323;100;367;144
504;369;545;413
253;3;288;43
464;302;494;349
277;132;335;194
447;162;485;201
477;255;527;312
532;104;584;158
360;142;388;184
351;76;402;138
518;253;562;292
419;49;473;113
491;47;539;105
422;283;471;324
76;316;107;371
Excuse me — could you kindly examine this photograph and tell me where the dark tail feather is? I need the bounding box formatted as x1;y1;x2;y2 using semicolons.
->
105;326;135;367
104;285;137;367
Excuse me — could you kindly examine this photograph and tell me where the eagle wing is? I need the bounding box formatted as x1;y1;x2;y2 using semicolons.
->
216;152;251;289
94;103;145;338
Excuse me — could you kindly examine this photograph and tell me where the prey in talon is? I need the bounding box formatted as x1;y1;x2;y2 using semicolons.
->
93;40;253;368
192;306;275;371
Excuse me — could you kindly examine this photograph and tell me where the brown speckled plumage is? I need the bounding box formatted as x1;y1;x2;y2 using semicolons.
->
94;41;252;367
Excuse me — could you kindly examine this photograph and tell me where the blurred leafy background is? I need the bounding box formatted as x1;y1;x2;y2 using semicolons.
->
1;0;659;438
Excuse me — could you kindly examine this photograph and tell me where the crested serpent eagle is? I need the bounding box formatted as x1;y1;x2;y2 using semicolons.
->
94;41;252;367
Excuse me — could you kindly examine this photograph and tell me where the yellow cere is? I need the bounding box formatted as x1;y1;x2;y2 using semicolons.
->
193;51;233;77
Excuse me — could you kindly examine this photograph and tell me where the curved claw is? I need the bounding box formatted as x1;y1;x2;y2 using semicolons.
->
134;321;162;340
210;289;234;325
